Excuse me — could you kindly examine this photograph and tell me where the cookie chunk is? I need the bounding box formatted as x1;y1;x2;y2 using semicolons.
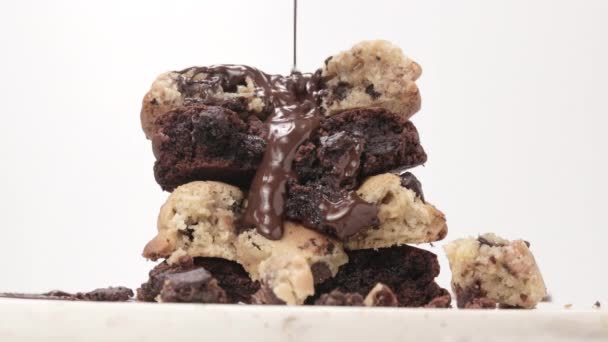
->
143;181;348;304
152;105;267;191
319;40;422;119
137;257;259;304
143;181;244;261
141;66;273;139
311;245;450;307
344;173;447;250
314;290;364;306
253;255;315;305
236;222;348;283
444;234;547;309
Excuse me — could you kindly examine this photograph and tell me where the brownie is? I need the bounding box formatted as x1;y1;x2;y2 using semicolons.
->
310;245;450;307
137;257;259;304
153;105;267;191
292;108;427;186
153;105;425;193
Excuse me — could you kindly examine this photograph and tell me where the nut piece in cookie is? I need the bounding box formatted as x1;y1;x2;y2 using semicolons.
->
444;233;547;309
143;181;244;262
253;255;314;305
345;173;447;250
320;40;422;119
364;283;399;307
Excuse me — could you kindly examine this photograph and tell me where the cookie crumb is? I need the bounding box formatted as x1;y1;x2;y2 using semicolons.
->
564;303;573;309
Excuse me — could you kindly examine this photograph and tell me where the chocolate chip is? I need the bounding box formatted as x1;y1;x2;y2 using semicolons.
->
310;262;333;284
398;172;425;202
334;81;351;101
365;84;381;100
477;236;504;247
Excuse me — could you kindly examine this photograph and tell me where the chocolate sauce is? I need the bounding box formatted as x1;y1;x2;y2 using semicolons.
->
241;71;321;239
177;65;374;240
398;171;425;202
318;193;378;240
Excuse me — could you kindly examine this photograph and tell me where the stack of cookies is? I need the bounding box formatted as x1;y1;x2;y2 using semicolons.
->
136;40;452;306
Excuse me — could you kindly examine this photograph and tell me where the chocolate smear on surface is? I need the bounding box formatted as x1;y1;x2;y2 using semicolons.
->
0;287;133;302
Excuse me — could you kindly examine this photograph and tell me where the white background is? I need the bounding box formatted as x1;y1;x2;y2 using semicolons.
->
0;0;606;307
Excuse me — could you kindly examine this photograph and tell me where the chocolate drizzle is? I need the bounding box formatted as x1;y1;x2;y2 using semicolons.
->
175;65;377;240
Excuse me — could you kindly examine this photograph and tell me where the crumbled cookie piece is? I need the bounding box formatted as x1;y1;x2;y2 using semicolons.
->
143;181;243;262
345;173;447;250
464;297;497;309
320;40;422;119
314;290;364;306
76;287;134;302
254;255;314;305
159;268;227;303
444;233;547;309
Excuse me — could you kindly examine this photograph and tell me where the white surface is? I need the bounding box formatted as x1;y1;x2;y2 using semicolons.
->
0;0;607;307
0;299;607;342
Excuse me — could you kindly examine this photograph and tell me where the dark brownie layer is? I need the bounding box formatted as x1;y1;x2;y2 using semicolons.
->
153;105;267;191
310;245;450;307
153;106;425;193
293;108;427;185
137;257;259;304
